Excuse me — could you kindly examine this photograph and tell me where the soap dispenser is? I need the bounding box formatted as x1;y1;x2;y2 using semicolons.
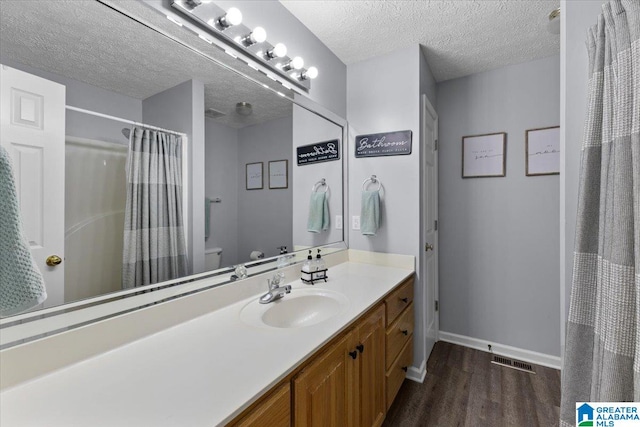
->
301;250;313;284
314;249;326;280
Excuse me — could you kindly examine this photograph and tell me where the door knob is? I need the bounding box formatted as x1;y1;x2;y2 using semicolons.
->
425;243;434;251
46;255;62;267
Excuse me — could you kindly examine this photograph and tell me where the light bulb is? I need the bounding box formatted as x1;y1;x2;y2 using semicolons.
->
282;56;304;71
270;43;287;58
242;27;267;46
302;66;318;80
252;27;267;43
291;56;304;70
226;7;242;26
217;7;242;28
274;43;288;58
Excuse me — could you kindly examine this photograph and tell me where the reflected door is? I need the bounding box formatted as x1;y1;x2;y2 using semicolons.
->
422;94;439;358
0;65;66;308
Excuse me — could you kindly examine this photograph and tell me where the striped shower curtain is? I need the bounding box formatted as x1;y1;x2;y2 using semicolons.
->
560;1;639;425
122;127;188;289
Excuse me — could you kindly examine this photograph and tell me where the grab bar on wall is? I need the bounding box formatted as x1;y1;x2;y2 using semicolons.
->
362;175;382;191
312;178;329;193
208;198;222;203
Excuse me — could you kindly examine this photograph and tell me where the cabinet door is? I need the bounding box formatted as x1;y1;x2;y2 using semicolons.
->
294;331;357;427
231;383;291;427
357;305;386;427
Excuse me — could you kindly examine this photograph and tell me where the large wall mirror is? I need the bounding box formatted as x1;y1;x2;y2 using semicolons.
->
0;0;346;329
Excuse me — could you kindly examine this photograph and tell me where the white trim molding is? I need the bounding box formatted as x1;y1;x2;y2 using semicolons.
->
406;358;427;383
438;331;562;370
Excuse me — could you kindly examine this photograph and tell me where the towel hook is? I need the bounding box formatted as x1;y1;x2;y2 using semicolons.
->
312;178;329;193
362;175;382;191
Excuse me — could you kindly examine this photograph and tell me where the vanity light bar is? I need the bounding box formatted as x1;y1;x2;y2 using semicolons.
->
171;0;318;92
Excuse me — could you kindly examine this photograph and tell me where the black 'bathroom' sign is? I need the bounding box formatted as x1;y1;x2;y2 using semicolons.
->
355;130;412;158
296;139;340;166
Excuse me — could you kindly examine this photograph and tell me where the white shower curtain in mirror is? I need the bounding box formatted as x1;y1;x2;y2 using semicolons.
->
122;127;188;289
560;1;639;425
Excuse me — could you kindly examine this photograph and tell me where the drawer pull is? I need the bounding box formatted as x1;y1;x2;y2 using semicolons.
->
401;329;408;336
349;350;358;360
401;366;408;372
400;297;408;303
356;344;364;354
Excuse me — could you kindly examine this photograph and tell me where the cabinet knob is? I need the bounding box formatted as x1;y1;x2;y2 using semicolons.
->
348;350;358;360
356;344;364;354
401;366;408;372
401;329;408;336
400;297;408;303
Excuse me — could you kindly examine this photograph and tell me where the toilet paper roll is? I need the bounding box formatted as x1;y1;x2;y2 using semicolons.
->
250;251;265;260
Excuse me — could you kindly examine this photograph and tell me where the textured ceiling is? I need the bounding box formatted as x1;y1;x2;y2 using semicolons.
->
280;0;560;82
0;0;292;129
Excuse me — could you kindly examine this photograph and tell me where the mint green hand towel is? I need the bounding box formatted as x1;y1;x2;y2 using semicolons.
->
361;190;380;236
307;192;329;233
0;146;47;317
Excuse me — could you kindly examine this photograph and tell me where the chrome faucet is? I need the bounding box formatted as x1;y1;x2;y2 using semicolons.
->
259;274;291;304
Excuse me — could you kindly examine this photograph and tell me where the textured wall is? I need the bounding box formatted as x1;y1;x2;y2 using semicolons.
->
437;55;561;356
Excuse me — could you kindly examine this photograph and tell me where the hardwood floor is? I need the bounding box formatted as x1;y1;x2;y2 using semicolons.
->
383;341;561;427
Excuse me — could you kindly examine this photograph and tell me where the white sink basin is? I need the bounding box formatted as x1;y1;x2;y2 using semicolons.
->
240;288;350;329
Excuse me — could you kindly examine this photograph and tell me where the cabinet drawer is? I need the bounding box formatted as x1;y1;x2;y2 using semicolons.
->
230;382;290;427
385;277;414;327
385;303;414;370
386;338;413;411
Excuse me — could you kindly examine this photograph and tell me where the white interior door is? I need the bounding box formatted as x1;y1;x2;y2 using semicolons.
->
422;94;439;358
1;65;66;309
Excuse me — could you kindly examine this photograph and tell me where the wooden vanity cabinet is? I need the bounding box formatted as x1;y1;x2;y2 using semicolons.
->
293;304;385;427
228;382;291;427
227;275;414;427
384;277;414;410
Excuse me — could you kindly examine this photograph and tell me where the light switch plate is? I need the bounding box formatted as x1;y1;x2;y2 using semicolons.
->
352;215;360;230
335;215;343;229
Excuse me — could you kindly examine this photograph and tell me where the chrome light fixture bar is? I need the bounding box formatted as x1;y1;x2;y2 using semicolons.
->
172;0;317;92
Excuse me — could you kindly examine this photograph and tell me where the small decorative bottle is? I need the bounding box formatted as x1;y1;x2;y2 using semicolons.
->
313;249;327;281
301;250;314;284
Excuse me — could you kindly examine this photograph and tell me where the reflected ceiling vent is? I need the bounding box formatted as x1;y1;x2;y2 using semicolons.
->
235;102;253;116
205;108;226;119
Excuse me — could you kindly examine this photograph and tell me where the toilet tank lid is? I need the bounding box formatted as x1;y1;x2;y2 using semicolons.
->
205;247;222;254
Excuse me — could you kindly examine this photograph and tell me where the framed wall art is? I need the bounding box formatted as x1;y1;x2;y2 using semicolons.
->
462;132;507;178
245;162;263;190
268;160;288;189
526;126;560;176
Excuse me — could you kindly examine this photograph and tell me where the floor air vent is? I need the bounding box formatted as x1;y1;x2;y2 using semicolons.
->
491;355;535;374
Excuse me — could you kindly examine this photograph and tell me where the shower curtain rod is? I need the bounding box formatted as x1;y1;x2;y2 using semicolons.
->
66;106;187;137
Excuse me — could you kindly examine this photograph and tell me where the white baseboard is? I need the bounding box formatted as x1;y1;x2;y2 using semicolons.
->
438;331;562;370
406;358;427;383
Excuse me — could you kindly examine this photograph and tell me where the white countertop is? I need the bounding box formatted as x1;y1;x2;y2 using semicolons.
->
0;261;413;427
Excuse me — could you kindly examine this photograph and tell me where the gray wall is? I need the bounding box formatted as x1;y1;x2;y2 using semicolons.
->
205;119;239;266
560;0;604;358
143;79;206;274
237;117;293;260
292;104;344;249
437;55;561;357
0;58;142;144
347;44;432;369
